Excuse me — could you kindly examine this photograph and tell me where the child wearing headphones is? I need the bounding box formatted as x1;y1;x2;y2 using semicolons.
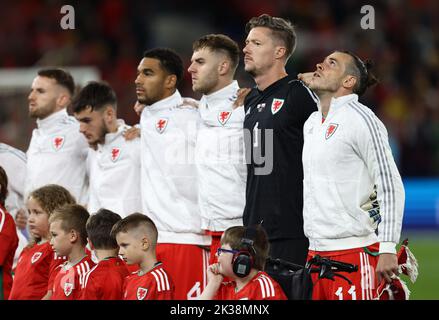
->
199;225;287;300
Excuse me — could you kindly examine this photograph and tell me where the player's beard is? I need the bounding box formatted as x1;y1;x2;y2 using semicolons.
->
88;120;108;149
29;100;57;119
193;72;219;95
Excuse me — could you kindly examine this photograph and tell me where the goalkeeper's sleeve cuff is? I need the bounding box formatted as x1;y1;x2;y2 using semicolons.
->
379;242;397;254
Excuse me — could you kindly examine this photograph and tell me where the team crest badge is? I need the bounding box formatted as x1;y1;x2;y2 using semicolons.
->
271;98;284;115
137;287;148;300
325;123;339;140
31;252;43;264
155;118;168;134
218;111;232;126
52;136;65;151
64;282;74;297
111;147;121;162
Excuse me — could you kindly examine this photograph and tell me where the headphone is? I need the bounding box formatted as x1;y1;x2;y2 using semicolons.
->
232;226;258;278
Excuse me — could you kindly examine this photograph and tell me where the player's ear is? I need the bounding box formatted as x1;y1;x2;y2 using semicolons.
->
218;60;230;76
103;105;115;122
69;229;79;243
342;75;357;91
141;236;150;250
274;46;287;60
56;92;71;109
165;74;177;90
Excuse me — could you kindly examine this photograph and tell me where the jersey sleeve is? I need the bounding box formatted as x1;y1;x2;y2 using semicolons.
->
353;111;405;253
0;212;17;265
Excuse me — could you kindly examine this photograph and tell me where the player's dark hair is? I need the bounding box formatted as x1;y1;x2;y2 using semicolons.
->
338;50;379;96
38;68;75;96
110;212;158;246
49;204;90;247
192;34;240;73
143;48;184;87
0;166;8;206
245;14;296;62
28;184;76;216
86;209;122;250
72;81;117;114
221;225;270;271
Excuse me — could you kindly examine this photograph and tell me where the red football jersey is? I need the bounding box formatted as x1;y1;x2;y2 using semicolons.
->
9;242;66;300
79;257;129;300
214;271;287;300
0;205;18;300
51;255;95;300
123;263;174;300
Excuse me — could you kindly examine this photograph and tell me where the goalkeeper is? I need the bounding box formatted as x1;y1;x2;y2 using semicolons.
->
299;50;405;300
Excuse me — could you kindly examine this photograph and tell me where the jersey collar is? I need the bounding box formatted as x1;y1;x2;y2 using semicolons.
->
36;108;68;130
142;90;183;114
200;80;239;110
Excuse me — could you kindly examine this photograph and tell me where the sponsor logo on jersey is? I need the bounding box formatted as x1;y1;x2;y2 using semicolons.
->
257;103;266;112
64;281;74;297
52;136;65;151
155;118;168;134
137;287;148;300
271;98;284;115
218;111;232;126
31;252;43;264
111;147;121;162
325;123;339;140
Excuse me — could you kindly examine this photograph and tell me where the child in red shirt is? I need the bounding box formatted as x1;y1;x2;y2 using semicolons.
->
0;166;19;300
111;213;174;300
9;184;75;300
199;225;287;300
49;204;95;300
79;209;129;300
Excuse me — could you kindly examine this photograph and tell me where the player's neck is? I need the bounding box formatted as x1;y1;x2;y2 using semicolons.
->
317;90;348;118
139;256;158;275
254;68;287;91
68;246;87;265
205;78;234;96
107;118;119;134
234;269;259;292
95;249;118;262
317;92;332;118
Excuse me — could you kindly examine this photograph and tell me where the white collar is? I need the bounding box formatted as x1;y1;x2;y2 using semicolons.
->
329;93;358;111
36;108;68;129
102;119;127;145
143;90;183;113
200;81;239;108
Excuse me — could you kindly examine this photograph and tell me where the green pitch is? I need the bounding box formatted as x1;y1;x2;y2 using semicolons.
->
401;231;439;300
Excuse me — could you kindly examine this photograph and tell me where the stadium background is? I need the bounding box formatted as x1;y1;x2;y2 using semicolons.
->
0;0;437;299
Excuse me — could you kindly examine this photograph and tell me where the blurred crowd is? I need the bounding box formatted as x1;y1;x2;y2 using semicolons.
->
0;0;438;176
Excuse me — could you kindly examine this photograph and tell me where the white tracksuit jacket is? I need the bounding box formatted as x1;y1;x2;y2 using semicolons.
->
195;81;246;232
25;109;89;204
302;94;405;254
0;143;26;218
140;90;210;245
87;120;141;217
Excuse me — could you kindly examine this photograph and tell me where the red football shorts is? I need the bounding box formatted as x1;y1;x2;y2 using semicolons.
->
307;243;380;300
156;243;210;300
